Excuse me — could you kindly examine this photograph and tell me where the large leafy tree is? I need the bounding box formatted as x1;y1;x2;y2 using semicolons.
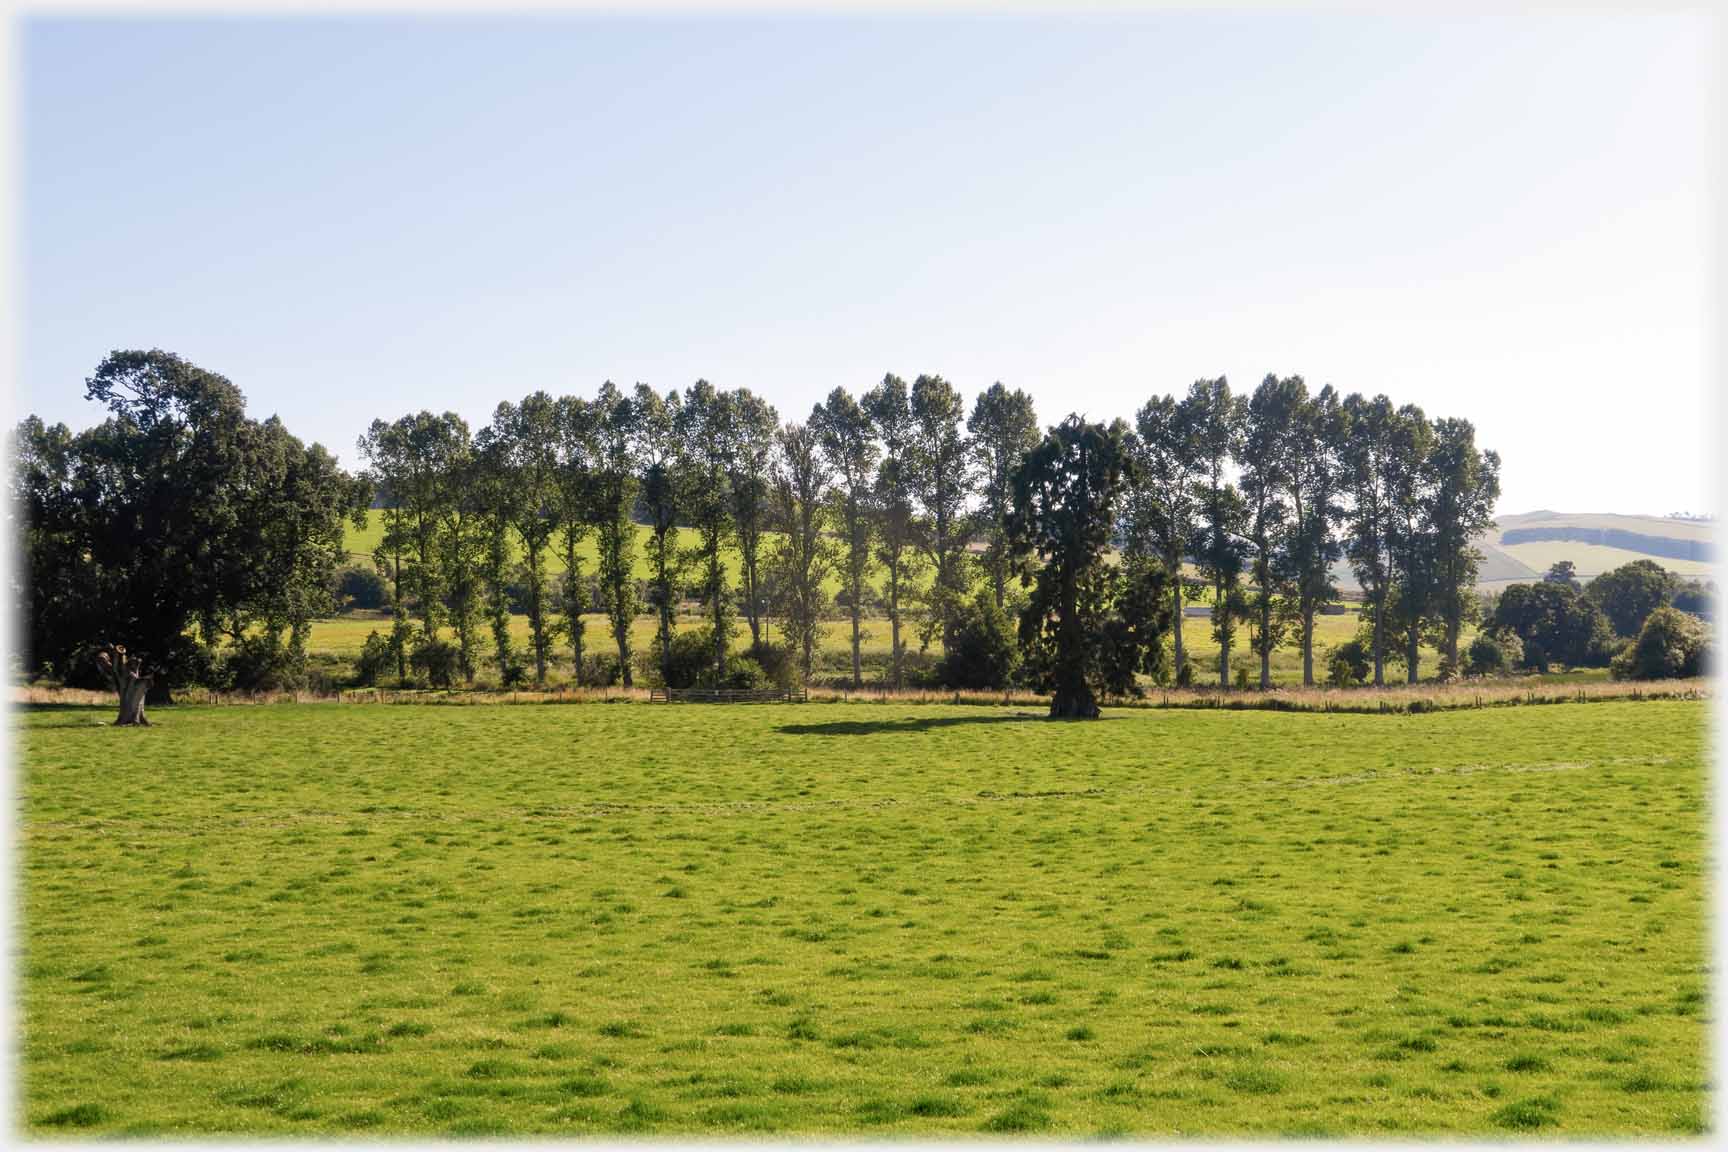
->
1187;378;1248;688
727;388;780;649
1585;559;1679;638
770;420;835;682
14;350;365;722
863;374;925;690
908;373;973;650
1009;415;1135;719
1492;581;1616;671
811;387;878;688
591;382;642;685
967;383;1040;609
1124;393;1203;678
1423;417;1500;670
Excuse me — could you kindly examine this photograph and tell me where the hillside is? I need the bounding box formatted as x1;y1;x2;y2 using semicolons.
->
1329;510;1713;591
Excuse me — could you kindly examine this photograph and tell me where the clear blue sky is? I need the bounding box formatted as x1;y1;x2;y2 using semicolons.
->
20;10;1718;517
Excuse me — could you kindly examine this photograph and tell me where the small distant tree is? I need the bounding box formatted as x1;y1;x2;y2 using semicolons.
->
1492;581;1616;671
1009;415;1135;719
1543;560;1580;590
1465;629;1523;677
1611;604;1708;680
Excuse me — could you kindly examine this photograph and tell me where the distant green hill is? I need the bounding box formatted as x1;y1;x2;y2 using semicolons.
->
1330;510;1713;591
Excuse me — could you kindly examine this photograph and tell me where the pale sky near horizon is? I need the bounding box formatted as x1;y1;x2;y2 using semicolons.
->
18;10;1720;518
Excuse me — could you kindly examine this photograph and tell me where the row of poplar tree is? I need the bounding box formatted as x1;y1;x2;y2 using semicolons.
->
359;371;1499;696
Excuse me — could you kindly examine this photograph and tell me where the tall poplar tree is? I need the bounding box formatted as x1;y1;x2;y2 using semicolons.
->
811;387;878;688
967;383;1040;608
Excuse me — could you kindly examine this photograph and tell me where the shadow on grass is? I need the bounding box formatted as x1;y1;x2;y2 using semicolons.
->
776;714;1058;737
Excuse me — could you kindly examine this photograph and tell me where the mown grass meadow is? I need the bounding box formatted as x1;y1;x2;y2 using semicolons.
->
19;698;1708;1136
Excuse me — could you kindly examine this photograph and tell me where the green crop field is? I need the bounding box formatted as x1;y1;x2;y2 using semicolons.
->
20;698;1706;1136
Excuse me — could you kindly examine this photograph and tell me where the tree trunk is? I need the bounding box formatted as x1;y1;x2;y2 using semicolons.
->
1170;556;1185;676
1301;607;1314;688
850;588;863;689
98;646;153;726
1407;628;1420;685
1372;590;1385;687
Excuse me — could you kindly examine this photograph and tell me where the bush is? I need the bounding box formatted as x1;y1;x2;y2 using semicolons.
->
1326;639;1370;687
654;628;717;689
222;635;305;693
410;638;462;688
353;630;394;686
1465;630;1523;678
716;655;767;690
743;641;795;689
579;652;622;687
331;564;389;612
937;592;1020;690
1611;605;1709;681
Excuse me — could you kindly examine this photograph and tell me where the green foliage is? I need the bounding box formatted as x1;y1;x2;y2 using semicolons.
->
1492;582;1616;671
220;634;306;693
13;350;366;694
409;637;462;689
967;383;1040;609
352;630;393;687
1611;605;1709;681
331;564;389;612
936;589;1020;690
1584;559;1679;638
1009;415;1135;717
1327;639;1370;687
1465;630;1523;678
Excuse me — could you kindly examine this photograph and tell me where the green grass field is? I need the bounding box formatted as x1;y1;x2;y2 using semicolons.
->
20;698;1706;1136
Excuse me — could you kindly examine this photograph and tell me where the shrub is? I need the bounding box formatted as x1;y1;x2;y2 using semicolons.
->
410;638;462;688
938;591;1020;690
331;563;389;612
716;655;767;690
655;628;717;689
222;634;305;693
1327;639;1370;687
1611;605;1709;681
1465;630;1522;678
353;630;393;686
743;641;795;689
579;652;622;687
